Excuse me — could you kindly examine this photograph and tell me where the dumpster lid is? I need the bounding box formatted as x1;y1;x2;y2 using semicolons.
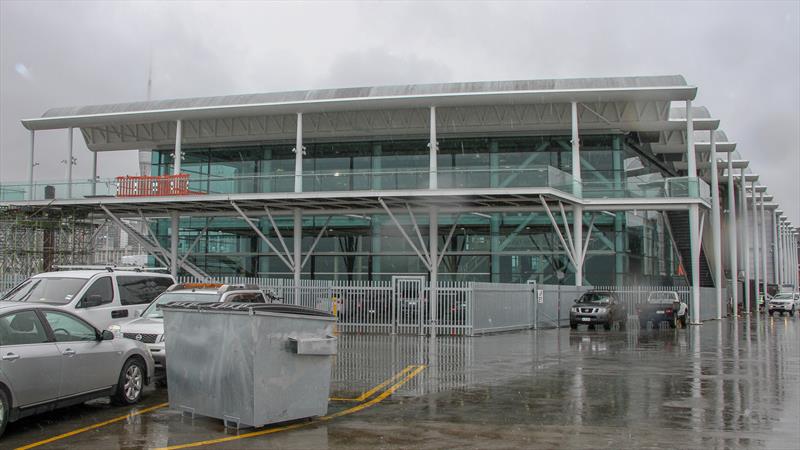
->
160;301;334;318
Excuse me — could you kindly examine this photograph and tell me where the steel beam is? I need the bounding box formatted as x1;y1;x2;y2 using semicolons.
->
230;201;294;271
301;216;331;269
429;206;439;338
429;106;437;190
726;153;738;314
539;196;577;268
759;192;768;298
295;112;303;193
174;120;182;174
67;128;74;198
293;208;301;305
709;133;722;318
28;130;35;200
265;206;293;265
378;198;432;271
739;168;750;311
749;179;759;307
689;203;701;324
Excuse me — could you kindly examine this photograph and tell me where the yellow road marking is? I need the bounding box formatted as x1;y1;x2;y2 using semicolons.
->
15;402;169;450
157;364;427;450
329;365;416;401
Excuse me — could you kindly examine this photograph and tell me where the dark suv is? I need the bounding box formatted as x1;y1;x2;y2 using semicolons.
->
570;291;626;330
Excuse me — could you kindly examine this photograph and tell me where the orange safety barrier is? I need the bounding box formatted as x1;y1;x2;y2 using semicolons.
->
115;174;201;197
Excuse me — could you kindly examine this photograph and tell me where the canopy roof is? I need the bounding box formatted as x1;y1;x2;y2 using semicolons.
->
22;75;695;131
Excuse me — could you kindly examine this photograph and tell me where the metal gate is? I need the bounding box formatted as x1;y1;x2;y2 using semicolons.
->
392;276;426;335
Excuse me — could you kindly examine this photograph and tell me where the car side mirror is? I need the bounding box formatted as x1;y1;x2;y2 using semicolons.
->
81;294;103;308
100;330;114;341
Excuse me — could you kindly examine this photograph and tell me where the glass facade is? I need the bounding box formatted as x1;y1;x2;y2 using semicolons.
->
152;133;686;285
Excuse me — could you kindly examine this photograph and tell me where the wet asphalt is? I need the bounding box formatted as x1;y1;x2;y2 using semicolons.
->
2;314;799;449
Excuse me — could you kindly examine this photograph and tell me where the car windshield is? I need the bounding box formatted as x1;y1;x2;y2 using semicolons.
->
773;294;792;300
1;277;88;304
648;293;678;303
577;293;612;304
141;292;219;319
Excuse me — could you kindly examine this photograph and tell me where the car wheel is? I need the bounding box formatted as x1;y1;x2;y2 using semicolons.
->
603;321;611;331
0;388;9;438
789;309;795;317
570;322;578;330
112;358;145;405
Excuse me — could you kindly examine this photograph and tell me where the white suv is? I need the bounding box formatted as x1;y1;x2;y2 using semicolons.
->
0;267;175;330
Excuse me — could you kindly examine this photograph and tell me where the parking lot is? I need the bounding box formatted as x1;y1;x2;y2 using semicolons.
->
2;315;799;449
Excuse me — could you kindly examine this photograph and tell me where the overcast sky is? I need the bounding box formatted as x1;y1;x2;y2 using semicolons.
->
1;0;798;223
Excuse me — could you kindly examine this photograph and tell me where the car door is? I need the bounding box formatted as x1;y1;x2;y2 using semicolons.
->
0;310;62;407
73;276;120;329
40;310;119;398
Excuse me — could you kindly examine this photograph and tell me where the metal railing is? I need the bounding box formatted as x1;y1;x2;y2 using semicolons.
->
3;166;708;202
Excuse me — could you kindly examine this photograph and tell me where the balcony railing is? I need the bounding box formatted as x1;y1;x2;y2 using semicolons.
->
0;166;711;203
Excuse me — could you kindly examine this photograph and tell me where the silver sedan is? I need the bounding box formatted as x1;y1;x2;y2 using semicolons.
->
0;303;154;437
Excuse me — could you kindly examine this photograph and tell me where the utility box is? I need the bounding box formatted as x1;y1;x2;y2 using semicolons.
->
161;302;337;428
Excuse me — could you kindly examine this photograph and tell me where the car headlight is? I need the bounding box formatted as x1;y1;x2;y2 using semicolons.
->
158;334;166;343
108;324;122;339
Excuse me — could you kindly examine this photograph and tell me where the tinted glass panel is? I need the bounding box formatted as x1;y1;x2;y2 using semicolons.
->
1;277;87;304
79;277;114;307
0;311;49;346
118;276;174;306
225;292;266;303
43;311;97;342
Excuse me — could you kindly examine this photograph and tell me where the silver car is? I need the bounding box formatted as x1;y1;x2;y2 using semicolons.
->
768;293;797;316
0;303;155;437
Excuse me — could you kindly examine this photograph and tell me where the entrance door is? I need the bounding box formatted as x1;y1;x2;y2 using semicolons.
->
392;276;425;335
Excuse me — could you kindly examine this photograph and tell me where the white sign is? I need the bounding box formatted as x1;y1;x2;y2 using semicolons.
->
537;289;544;304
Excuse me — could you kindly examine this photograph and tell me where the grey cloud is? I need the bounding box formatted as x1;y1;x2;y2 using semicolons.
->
1;0;798;223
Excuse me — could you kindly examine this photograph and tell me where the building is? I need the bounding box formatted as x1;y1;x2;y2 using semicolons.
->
2;75;798;321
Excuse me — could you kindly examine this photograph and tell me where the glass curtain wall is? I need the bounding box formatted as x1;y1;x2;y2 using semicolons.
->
151;133;683;284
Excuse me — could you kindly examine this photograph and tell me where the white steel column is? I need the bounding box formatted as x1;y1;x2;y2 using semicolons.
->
295;113;303;193
28;130;35;200
91;151;98;196
748;178;757;310
429;106;438;189
571;101;584;286
293;209;302;305
685;101;697;182
709;133;722;319
67;128;74;198
689;204;701;323
726;154;738;315
759;192;768;298
429;206;438;337
170;212;179;278
784;225;790;285
174;119;182;174
571;101;582;197
737;168;750;314
779;222;784;285
574;206;584;286
686;101;700;323
773;210;781;285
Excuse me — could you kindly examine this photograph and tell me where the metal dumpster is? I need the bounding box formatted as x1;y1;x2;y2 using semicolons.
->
161;302;337;428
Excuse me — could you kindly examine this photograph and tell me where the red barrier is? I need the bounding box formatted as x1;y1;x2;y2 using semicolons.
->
115;174;199;197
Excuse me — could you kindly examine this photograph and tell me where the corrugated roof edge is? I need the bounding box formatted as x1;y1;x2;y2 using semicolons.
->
39;74;689;119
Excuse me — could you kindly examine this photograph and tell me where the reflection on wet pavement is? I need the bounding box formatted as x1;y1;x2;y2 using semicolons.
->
2;316;798;449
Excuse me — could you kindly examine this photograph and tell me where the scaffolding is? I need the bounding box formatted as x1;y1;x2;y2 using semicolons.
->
0;206;95;279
